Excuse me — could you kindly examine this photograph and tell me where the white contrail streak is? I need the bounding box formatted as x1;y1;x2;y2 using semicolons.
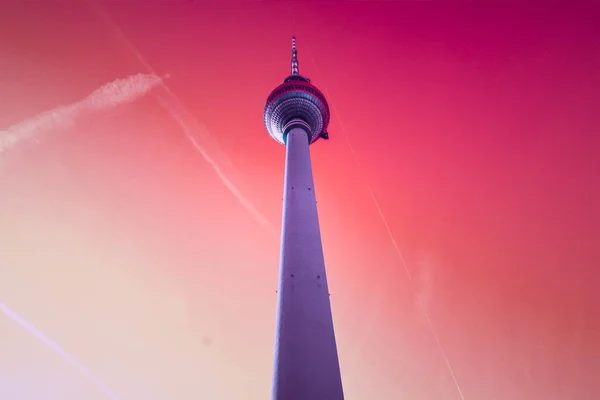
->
331;95;467;400
82;73;162;110
0;73;163;154
87;1;278;239
155;94;278;239
305;44;467;399
0;302;120;399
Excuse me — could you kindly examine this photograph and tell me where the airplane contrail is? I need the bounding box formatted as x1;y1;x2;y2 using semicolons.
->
0;302;120;399
86;1;278;239
155;94;278;239
0;73;163;154
305;43;467;400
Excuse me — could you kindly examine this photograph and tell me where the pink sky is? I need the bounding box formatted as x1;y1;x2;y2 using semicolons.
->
0;2;599;399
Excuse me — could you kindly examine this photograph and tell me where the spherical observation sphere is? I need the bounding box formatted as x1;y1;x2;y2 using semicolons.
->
263;75;330;145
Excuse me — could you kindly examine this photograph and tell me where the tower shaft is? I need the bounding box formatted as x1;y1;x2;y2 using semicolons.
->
272;127;344;400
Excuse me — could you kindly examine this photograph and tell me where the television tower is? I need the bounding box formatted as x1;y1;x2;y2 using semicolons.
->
263;37;344;400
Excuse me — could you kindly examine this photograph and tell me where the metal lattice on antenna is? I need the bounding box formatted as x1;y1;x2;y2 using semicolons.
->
291;36;299;75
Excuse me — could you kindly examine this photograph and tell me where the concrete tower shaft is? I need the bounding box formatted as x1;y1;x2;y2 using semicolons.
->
264;37;344;400
272;127;344;400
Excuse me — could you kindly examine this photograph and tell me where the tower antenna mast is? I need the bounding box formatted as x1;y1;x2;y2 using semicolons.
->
291;36;299;75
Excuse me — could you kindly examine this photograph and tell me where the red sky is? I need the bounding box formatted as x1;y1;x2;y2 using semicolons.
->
1;2;599;399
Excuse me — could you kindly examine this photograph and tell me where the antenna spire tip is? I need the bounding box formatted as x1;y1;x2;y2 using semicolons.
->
291;36;299;75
